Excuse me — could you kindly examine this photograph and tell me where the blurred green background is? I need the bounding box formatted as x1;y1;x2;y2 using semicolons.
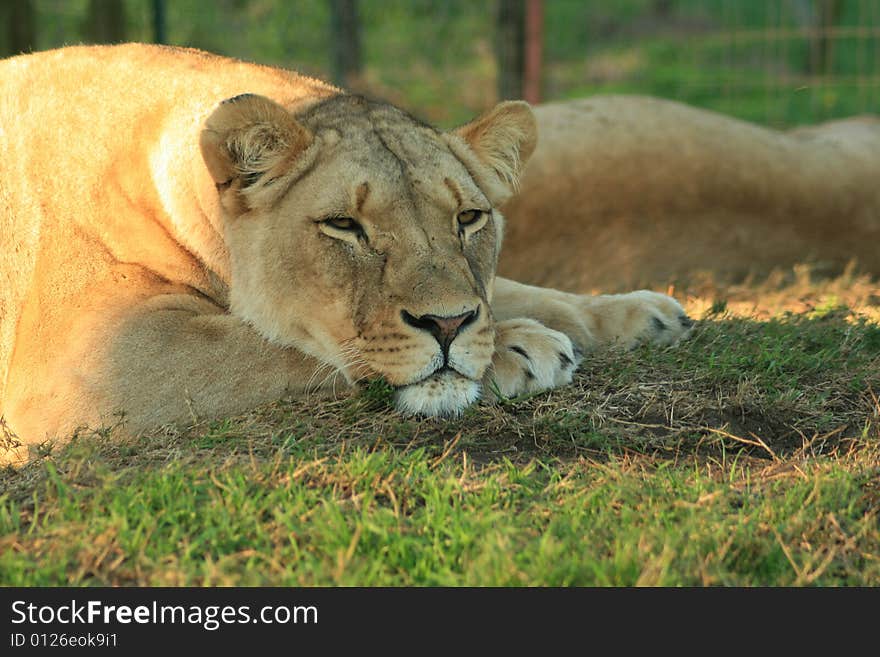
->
3;0;879;128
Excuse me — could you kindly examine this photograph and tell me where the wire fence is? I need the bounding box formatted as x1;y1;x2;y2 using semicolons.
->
537;0;880;127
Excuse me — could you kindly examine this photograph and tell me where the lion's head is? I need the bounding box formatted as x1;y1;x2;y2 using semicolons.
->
199;93;536;416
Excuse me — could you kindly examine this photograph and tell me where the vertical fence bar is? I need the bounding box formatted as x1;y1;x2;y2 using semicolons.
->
523;0;543;104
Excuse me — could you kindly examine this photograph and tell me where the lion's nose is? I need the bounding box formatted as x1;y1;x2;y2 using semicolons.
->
401;307;479;354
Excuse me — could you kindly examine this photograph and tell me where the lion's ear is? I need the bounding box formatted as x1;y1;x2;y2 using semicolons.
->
446;101;537;205
200;93;315;211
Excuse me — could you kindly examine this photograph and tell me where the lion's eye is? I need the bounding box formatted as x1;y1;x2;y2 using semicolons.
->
456;209;490;239
457;209;484;227
323;216;361;232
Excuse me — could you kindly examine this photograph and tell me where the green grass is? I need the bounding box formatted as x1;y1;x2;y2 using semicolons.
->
2;443;877;586
2;292;878;586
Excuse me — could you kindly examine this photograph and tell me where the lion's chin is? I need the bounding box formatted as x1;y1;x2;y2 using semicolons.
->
393;370;481;417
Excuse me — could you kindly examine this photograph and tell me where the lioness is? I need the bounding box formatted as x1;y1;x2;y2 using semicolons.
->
0;44;691;459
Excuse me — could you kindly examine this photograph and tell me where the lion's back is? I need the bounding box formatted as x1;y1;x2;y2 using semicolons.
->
501;96;880;291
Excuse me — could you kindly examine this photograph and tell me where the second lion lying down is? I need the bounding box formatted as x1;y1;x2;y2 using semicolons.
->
0;44;692;455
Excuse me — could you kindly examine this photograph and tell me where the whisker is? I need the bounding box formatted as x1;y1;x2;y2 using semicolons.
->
301;337;381;397
305;360;335;393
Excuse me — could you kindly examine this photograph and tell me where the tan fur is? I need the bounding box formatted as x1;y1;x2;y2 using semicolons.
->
501;96;880;292
0;45;690;464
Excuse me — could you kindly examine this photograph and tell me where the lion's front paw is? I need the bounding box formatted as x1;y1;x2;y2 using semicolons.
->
484;318;580;400
591;290;695;348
